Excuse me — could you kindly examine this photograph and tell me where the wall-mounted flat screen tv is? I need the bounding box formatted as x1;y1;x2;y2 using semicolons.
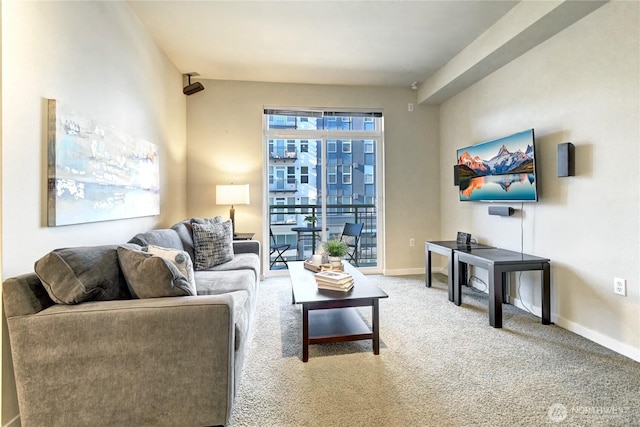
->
457;129;538;202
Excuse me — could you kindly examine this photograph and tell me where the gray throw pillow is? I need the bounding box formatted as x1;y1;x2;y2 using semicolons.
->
117;246;197;299
190;216;223;226
191;219;234;270
34;245;131;304
145;244;196;289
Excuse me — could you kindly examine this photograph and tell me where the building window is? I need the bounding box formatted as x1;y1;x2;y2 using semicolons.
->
342;140;352;153
328;165;337;184
365;140;374;153
342;165;352;184
364;165;374;184
300;166;309;184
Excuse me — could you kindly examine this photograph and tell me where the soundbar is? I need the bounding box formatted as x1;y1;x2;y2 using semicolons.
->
488;206;514;216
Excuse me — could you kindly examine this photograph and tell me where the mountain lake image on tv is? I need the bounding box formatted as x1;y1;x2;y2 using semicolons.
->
457;129;538;202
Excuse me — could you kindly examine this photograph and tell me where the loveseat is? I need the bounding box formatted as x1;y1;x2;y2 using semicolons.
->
3;218;260;427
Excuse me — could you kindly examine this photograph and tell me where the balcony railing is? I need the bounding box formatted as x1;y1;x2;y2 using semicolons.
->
269;149;298;161
269;203;377;269
268;178;298;193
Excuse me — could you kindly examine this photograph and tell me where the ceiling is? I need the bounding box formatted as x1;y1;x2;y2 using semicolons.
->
127;0;519;88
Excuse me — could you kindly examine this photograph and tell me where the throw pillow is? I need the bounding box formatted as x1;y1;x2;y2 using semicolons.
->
190;219;234;270
190;216;223;225
34;245;131;304
145;244;196;289
116;246;196;299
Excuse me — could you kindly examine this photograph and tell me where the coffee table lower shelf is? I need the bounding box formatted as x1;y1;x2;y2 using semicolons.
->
307;308;373;344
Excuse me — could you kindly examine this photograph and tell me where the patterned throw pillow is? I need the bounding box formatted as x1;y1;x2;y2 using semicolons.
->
191;219;234;270
191;216;223;225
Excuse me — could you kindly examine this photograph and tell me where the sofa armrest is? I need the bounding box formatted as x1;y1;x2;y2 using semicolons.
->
6;295;237;426
233;239;260;256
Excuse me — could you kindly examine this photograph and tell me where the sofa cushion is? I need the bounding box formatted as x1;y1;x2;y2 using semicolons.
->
191;219;234;270
34;245;131;304
117;246;196;299
207;253;260;281
145;245;196;289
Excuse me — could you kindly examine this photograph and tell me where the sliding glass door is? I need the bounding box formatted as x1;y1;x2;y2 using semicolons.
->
264;109;383;272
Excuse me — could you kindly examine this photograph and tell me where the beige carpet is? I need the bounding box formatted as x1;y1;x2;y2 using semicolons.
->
228;274;640;427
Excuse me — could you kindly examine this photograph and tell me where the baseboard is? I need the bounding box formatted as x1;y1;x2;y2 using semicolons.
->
510;296;542;318
383;267;426;276
553;315;640;363
492;296;640;363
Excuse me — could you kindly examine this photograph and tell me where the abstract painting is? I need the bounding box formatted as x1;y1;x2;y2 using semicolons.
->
47;99;160;226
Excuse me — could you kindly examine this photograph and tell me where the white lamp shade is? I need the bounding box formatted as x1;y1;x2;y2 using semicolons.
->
216;184;250;206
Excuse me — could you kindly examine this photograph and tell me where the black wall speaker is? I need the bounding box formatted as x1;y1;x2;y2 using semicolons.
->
183;73;205;96
453;165;460;186
557;142;575;177
488;206;514;216
183;81;204;95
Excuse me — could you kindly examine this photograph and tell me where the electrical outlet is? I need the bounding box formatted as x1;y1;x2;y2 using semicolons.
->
613;277;627;296
408;103;414;112
409;238;415;247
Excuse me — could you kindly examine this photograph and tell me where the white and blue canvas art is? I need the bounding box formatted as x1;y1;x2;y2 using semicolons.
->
47;99;160;226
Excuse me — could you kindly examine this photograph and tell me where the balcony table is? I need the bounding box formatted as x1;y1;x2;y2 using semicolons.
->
291;226;323;260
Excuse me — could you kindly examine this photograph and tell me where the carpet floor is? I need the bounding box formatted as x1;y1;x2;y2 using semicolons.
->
228;274;640;427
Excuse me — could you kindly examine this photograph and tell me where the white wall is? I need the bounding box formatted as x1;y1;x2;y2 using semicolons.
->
439;1;639;361
185;80;440;274
2;1;188;278
1;2;188;424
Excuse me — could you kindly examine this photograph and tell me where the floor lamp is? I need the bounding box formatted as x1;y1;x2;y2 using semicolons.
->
216;184;250;236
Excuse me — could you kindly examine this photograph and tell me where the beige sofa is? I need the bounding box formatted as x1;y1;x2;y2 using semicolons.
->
3;219;260;427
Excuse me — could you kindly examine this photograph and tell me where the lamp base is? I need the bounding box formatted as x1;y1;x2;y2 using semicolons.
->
229;206;236;236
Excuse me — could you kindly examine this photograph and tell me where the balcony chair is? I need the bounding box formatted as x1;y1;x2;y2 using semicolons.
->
340;222;364;266
270;229;290;269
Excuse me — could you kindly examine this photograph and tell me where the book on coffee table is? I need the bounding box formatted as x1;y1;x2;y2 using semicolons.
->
316;279;354;292
314;270;354;291
314;270;352;284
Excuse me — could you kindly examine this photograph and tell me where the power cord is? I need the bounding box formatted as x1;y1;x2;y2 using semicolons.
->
468;275;487;293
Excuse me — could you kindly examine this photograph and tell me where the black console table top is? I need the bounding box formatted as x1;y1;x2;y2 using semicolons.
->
453;248;551;328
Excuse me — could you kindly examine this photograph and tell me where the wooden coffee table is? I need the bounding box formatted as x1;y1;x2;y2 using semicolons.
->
289;261;388;362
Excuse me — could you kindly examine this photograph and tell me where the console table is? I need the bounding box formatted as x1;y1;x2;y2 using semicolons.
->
453;248;551;328
425;241;494;301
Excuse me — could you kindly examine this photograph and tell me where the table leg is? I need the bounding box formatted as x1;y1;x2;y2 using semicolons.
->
372;299;380;355
489;269;504;328
302;305;309;362
542;262;551;325
425;249;432;288
453;253;462;306
448;252;456;302
311;232;316;255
